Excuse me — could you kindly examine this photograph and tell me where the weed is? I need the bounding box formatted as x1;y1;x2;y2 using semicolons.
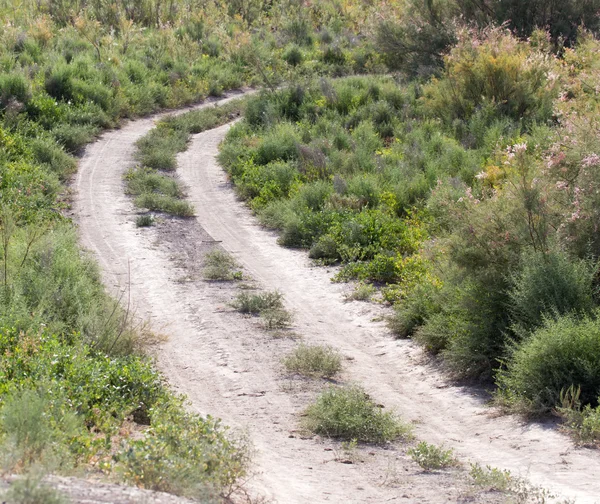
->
0;389;83;471
303;385;410;444
202;249;241;281
557;386;600;445
232;291;283;314
345;282;376;302
335;438;360;464
282;344;342;378
261;308;293;330
407;441;458;471
3;474;68;504
134;193;194;217
135;214;154;227
469;463;512;491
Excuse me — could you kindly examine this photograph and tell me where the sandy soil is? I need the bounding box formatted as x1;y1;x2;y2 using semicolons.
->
73;93;600;504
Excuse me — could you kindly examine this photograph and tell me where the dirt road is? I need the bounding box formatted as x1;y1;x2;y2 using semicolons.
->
74;94;600;503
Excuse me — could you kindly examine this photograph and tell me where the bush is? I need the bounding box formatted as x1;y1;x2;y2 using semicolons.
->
497;313;600;412
52;124;98;155
260;308;293;330
408;442;458;471
283;344;342;378
3;474;69;504
0;389;84;470
422;28;558;128
115;399;248;500
283;45;303;67
30;139;77;181
344;282;376;302
0;73;31;107
469;463;513;492
376;1;456;78
44;65;74;102
202;249;241;281
508;250;596;333
303;385;409;443
135;214;154;227
231;291;283;314
125;168;184;199
255;123;300;165
388;283;437;338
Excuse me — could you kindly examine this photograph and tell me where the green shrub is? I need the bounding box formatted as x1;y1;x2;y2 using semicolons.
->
284;18;313;47
508;250;596;333
52;124;98;155
202;249;241;281
3;474;69;504
283;45;303;67
303;385;410;443
0;73;31;107
125;168;184;199
115;399;248;500
30;139;77;181
260;308;293;330
322;46;346;66
135;214;155;227
231;291;283;314
408;442;458;471
497;313;600;412
563;405;600;445
422;28;558;128
256;124;300;165
283;344;342;378
308;235;339;262
344;282;376;302
388;283;438;339
44;65;74;102
0;389;84;470
469;463;513;492
376;2;456;78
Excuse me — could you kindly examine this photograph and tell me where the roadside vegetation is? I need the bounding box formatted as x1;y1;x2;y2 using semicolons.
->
3;0;600;500
303;385;410;444
128;99;247;217
217;4;600;441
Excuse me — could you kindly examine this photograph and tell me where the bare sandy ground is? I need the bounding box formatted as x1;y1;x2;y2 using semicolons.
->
73;94;600;504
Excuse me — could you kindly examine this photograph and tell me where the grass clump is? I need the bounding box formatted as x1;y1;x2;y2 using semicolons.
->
134;193;194;217
260;308;293;330
469;463;513;492
202;249;242;281
408;442;458;471
135;214;155;227
303;385;410;444
232;290;283;314
283;344;342;378
231;290;293;329
3;474;69;504
345;282;376;302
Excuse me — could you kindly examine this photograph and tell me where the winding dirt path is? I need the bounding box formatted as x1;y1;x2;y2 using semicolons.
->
74;94;600;503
